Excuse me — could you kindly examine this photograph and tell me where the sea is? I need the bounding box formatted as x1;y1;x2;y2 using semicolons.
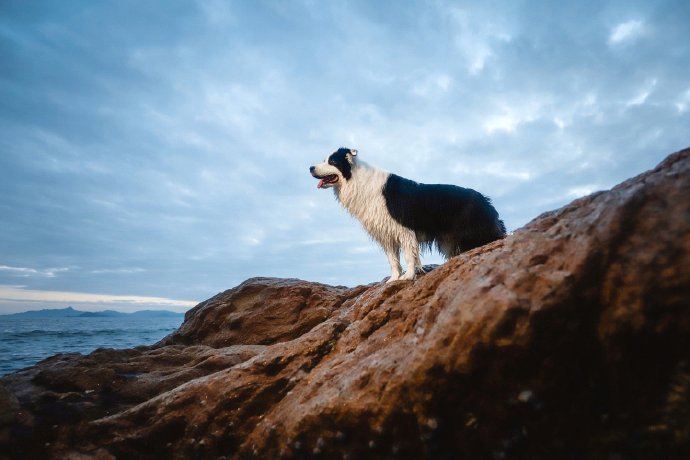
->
0;316;184;376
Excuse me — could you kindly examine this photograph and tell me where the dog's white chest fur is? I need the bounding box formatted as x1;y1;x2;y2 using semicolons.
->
336;164;389;238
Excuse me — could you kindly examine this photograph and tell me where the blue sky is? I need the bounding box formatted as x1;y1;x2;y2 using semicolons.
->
1;0;688;313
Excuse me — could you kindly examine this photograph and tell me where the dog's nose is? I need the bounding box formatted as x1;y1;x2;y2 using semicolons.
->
309;166;315;173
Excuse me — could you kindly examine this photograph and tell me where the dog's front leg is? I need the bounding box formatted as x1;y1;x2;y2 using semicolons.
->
385;246;402;282
399;236;420;281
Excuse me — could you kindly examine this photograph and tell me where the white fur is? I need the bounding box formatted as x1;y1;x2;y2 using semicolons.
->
314;158;423;282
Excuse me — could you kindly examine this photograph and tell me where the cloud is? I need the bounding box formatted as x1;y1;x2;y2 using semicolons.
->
446;6;513;74
608;20;646;45
412;74;452;97
90;268;147;275
452;161;532;182
565;185;603;199
626;79;657;107
675;88;690;113
482;106;539;135
0;265;69;278
198;0;237;26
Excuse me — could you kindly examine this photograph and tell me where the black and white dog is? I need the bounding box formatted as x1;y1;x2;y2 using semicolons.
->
310;148;506;282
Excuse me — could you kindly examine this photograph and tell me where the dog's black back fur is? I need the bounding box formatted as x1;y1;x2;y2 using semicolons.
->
383;174;506;255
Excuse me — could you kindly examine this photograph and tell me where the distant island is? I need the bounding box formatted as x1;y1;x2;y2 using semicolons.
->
1;306;185;318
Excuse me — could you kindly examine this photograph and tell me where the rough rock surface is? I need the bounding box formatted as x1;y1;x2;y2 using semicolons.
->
1;148;689;459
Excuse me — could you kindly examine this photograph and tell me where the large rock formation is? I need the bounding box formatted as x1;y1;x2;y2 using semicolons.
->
1;148;689;459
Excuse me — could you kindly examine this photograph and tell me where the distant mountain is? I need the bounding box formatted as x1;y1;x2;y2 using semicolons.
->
129;310;185;318
1;307;184;318
77;310;185;318
77;310;127;318
1;307;81;318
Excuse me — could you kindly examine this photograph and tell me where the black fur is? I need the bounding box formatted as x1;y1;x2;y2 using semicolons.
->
383;174;506;256
327;148;353;180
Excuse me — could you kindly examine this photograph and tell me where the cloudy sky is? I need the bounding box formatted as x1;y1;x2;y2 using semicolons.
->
1;0;688;313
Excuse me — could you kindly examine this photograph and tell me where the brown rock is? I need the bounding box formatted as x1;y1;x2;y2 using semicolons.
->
158;277;362;347
1;148;689;459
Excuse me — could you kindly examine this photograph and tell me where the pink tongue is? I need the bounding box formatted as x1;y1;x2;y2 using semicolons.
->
317;179;325;189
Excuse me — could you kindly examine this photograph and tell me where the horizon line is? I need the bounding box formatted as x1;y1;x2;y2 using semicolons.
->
0;285;197;315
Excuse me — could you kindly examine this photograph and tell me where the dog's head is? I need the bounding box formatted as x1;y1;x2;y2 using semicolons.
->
309;147;358;189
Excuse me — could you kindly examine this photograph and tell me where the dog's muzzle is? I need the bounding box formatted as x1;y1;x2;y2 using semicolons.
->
309;166;339;189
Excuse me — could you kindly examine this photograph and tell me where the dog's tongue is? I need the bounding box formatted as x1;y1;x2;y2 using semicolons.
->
317;179;325;189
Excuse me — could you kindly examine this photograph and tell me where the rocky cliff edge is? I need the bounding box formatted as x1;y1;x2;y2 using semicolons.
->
1;148;689;459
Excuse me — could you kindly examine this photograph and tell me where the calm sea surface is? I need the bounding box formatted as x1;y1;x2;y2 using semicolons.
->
0;316;184;376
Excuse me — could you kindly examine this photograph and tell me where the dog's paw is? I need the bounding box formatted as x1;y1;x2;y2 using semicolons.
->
386;275;400;283
399;271;416;281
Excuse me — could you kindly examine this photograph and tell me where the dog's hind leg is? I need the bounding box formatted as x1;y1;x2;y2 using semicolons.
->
413;250;426;275
384;244;402;283
414;233;429;274
437;234;461;260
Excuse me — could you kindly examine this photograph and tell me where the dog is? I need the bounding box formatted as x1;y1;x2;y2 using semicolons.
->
310;147;506;282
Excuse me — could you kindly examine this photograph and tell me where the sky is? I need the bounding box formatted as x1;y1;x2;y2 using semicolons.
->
1;0;689;313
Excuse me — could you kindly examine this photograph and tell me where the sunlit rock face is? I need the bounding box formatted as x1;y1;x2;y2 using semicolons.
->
1;148;689;459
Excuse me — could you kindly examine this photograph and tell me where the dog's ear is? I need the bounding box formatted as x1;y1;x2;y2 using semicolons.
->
346;149;358;164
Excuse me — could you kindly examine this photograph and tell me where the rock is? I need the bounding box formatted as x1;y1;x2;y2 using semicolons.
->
1;148;689;459
0;385;19;445
158;277;363;348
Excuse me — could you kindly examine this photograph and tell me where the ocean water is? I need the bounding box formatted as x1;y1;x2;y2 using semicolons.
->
0;316;184;376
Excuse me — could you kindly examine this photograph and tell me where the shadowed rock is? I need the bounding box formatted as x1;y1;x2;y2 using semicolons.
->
1;148;689;459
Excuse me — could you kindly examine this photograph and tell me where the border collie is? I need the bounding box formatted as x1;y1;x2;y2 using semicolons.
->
310;148;506;282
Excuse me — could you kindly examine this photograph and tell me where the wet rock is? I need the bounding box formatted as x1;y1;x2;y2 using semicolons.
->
1;148;689;459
